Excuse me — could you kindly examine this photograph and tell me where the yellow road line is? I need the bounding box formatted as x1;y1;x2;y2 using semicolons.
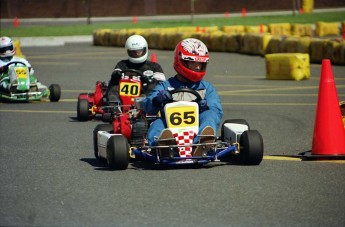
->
264;156;301;161
222;102;316;106
59;99;78;102
214;74;345;80
218;85;345;94
264;155;345;163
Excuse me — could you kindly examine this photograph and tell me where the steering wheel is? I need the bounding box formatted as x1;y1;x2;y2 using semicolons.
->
1;61;29;75
3;61;28;68
169;88;202;102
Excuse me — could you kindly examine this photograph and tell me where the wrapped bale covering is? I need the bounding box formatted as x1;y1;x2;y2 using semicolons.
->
208;31;226;52
203;26;219;33
116;29;133;47
161;32;192;50
265;53;310;80
291;24;313;37
93;29;113;46
310;38;329;63
325;39;345;65
282;36;311;53
221;25;245;34
147;32;161;49
316;22;340;37
245;25;269;33
241;33;270;55
268;23;291;36
223;33;242;52
265;35;284;54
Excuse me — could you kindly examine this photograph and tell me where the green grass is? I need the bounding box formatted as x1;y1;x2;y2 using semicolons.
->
1;11;344;37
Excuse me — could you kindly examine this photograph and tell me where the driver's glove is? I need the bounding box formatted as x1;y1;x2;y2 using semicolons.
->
198;99;209;113
110;69;122;84
0;65;8;74
152;72;166;81
152;90;172;107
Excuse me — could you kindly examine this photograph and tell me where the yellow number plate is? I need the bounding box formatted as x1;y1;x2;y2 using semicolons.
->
166;106;198;128
14;67;28;79
119;82;141;97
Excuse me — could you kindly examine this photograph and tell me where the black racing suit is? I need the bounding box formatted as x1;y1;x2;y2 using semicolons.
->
106;60;164;103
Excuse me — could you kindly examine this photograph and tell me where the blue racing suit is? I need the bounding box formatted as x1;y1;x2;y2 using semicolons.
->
143;75;223;145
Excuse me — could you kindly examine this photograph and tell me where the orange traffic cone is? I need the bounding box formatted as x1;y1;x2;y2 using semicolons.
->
151;53;157;63
14;17;19;28
259;24;264;33
241;8;247;17
311;59;345;156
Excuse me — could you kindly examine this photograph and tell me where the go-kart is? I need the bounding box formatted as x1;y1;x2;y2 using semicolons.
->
77;69;153;121
0;61;61;102
93;88;264;170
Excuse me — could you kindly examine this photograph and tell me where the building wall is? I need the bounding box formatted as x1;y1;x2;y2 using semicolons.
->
1;0;344;18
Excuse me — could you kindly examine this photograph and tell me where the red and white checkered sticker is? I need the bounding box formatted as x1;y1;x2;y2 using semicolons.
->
173;131;196;157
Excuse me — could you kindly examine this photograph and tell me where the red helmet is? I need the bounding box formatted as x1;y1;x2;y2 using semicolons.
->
173;38;209;82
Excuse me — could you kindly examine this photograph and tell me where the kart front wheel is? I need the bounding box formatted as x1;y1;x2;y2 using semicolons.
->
107;135;129;170
93;124;114;160
239;130;264;165
77;99;90;121
49;84;61;102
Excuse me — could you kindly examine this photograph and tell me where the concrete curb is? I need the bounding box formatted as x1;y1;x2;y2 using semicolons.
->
14;36;93;47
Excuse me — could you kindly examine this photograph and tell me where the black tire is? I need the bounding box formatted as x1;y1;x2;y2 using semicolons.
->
221;119;250;140
49;84;61;102
93;124;113;160
239;130;264;165
107;135;129;170
77;98;90;121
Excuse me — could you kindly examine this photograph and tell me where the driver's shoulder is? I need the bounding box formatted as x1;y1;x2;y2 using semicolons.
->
11;56;29;64
199;79;216;89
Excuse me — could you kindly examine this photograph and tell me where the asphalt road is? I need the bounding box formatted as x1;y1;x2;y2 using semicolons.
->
1;42;345;226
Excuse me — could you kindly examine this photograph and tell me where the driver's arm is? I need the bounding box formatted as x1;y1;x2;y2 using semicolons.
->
109;69;122;86
203;82;223;123
143;82;167;115
0;66;6;74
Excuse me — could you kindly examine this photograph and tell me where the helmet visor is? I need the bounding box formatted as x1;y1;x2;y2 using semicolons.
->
0;45;14;54
127;47;147;59
182;60;208;72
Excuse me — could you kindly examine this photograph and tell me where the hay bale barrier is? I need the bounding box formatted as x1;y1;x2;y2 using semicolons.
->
93;21;345;65
265;53;310;81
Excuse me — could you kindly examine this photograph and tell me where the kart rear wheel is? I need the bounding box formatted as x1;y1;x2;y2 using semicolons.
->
221;119;249;140
93;124;113;160
107;135;129;170
77;98;90;121
49;84;61;102
239;130;264;165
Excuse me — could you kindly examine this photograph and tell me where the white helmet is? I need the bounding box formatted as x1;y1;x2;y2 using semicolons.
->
125;35;148;64
0;36;15;60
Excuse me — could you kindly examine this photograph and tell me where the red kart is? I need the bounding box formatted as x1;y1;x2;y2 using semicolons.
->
77;69;147;121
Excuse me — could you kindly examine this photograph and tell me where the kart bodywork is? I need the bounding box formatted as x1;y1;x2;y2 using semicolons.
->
77;69;146;121
0;61;61;102
93;88;264;170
